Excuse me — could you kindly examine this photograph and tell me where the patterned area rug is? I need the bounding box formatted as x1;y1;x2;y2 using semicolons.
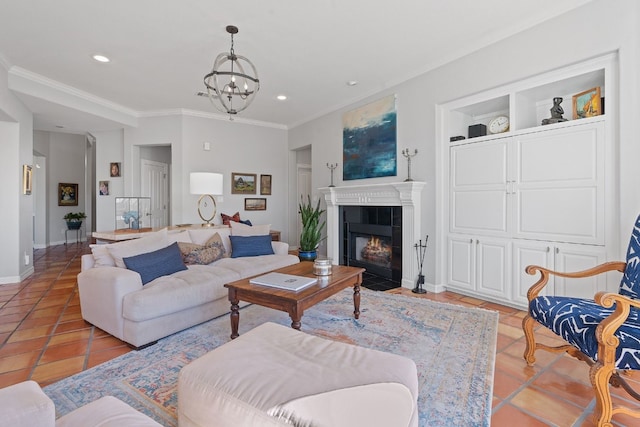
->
44;289;498;427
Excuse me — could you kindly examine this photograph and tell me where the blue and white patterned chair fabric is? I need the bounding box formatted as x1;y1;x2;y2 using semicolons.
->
523;214;640;427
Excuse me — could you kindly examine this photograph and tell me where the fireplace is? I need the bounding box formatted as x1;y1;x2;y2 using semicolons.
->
341;206;402;283
320;181;424;290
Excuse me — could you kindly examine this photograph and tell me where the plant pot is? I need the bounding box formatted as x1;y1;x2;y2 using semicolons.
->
298;250;317;262
66;221;82;230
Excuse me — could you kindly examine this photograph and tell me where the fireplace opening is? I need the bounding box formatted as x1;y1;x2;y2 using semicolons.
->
340;206;401;291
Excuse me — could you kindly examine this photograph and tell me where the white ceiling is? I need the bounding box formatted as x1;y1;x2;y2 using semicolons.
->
0;0;594;132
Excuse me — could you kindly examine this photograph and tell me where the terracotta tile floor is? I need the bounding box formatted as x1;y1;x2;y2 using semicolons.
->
1;243;639;426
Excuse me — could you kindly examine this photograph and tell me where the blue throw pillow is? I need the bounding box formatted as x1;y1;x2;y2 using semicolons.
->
123;242;187;285
240;219;252;226
229;235;274;258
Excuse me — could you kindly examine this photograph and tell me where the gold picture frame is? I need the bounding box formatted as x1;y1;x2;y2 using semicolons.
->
231;173;257;194
58;183;78;206
572;87;601;119
23;165;32;195
244;198;267;211
260;174;272;195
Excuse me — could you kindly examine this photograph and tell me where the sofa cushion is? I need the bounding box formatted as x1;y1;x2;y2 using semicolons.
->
230;235;274;258
122;265;242;322
167;229;193;244
178;233;226;265
89;244;116;267
106;229;169;268
123;242;187;285
221;211;241;225
213;254;300;278
230;221;271;236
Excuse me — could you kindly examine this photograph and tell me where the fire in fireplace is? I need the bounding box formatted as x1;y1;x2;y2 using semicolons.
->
339;206;402;286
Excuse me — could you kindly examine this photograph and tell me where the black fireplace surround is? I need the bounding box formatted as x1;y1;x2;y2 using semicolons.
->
339;206;402;283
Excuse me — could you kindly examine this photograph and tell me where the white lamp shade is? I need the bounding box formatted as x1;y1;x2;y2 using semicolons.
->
190;172;223;195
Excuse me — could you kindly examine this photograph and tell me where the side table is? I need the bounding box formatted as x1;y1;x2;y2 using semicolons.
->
65;227;84;245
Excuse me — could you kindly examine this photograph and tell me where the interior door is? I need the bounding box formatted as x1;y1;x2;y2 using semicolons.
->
141;159;169;228
296;164;312;248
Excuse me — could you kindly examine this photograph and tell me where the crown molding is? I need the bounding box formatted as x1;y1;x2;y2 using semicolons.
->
140;108;288;130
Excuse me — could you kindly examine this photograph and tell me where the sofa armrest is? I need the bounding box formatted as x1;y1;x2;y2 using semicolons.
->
272;241;289;255
81;254;95;271
77;267;143;342
0;380;55;427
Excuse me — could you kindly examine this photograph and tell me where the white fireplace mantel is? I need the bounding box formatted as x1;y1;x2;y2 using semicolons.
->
319;182;425;289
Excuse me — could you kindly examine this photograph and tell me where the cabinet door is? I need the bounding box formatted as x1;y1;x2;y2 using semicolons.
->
475;237;510;299
512;122;605;244
554;244;608;298
512;240;554;306
450;140;509;236
447;235;475;291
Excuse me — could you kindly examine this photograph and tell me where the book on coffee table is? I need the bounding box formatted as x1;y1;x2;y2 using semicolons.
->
249;272;318;291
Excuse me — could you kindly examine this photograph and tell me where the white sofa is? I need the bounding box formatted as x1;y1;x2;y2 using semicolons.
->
0;380;162;427
78;224;299;348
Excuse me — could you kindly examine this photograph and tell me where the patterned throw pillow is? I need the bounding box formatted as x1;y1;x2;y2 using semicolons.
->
221;212;241;226
178;233;226;265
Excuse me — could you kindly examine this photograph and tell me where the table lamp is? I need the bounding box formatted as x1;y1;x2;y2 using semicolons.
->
190;172;223;227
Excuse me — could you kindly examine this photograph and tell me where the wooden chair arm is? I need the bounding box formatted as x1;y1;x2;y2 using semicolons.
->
593;292;640;367
525;261;625;302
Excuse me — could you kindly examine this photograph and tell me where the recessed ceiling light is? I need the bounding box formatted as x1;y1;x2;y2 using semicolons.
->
92;54;110;63
276;95;287;101
346;80;358;86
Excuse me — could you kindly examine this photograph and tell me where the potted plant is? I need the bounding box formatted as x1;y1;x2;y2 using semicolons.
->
298;195;326;261
63;212;86;230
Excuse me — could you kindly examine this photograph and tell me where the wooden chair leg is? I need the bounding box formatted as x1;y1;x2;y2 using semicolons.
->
522;314;537;366
590;362;615;427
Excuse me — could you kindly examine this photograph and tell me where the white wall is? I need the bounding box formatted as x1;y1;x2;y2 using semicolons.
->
287;0;640;287
0;60;34;283
93;129;125;232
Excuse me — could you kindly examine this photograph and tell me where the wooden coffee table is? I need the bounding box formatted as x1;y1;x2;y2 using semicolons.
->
224;262;365;339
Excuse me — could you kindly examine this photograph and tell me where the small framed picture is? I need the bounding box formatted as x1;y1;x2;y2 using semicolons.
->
244;198;267;211
99;180;109;196
260;174;272;195
231;173;257;194
572;87;601;119
58;183;78;206
23;165;32;195
110;162;121;177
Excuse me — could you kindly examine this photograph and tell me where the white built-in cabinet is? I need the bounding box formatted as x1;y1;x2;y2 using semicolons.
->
441;53;617;309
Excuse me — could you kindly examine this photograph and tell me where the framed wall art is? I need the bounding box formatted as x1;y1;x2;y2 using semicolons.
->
342;94;397;180
572;87;601;119
110;162;121;177
260;174;272;195
99;180;109;196
23;164;32;195
231;173;257;194
244;198;267;211
58;183;78;206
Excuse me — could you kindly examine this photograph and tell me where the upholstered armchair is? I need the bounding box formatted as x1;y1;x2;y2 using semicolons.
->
522;214;640;427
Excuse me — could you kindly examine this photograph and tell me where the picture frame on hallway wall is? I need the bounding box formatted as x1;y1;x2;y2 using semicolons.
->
244;198;267;211
110;162;121;177
58;183;78;206
23;164;32;195
231;173;257;194
260;174;272;195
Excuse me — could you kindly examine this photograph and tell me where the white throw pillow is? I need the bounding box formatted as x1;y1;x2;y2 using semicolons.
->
230;221;271;236
167;229;193;244
89;244;116;267
106;229;169;268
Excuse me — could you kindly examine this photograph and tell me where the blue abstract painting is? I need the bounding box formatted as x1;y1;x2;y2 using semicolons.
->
342;95;397;180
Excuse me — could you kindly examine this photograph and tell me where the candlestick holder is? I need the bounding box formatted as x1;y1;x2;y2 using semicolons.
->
412;235;428;294
327;163;338;187
401;148;418;182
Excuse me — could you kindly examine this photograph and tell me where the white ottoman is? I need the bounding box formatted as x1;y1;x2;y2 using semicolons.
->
178;322;418;427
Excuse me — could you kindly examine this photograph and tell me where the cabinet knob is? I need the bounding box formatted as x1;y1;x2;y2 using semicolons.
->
476;239;480;244
546;246;550;252
470;238;473;243
555;247;559;254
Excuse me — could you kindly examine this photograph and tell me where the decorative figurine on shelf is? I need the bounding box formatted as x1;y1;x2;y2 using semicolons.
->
413;235;428;294
123;211;140;230
541;97;568;125
327;163;338;187
401;148;418;182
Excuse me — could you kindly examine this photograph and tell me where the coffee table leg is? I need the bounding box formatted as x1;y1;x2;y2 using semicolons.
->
353;282;361;319
229;289;240;339
290;307;302;330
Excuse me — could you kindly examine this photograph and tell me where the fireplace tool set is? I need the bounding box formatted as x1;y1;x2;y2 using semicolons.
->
412;235;428;294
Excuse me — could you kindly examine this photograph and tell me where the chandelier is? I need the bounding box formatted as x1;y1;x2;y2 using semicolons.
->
204;25;260;117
